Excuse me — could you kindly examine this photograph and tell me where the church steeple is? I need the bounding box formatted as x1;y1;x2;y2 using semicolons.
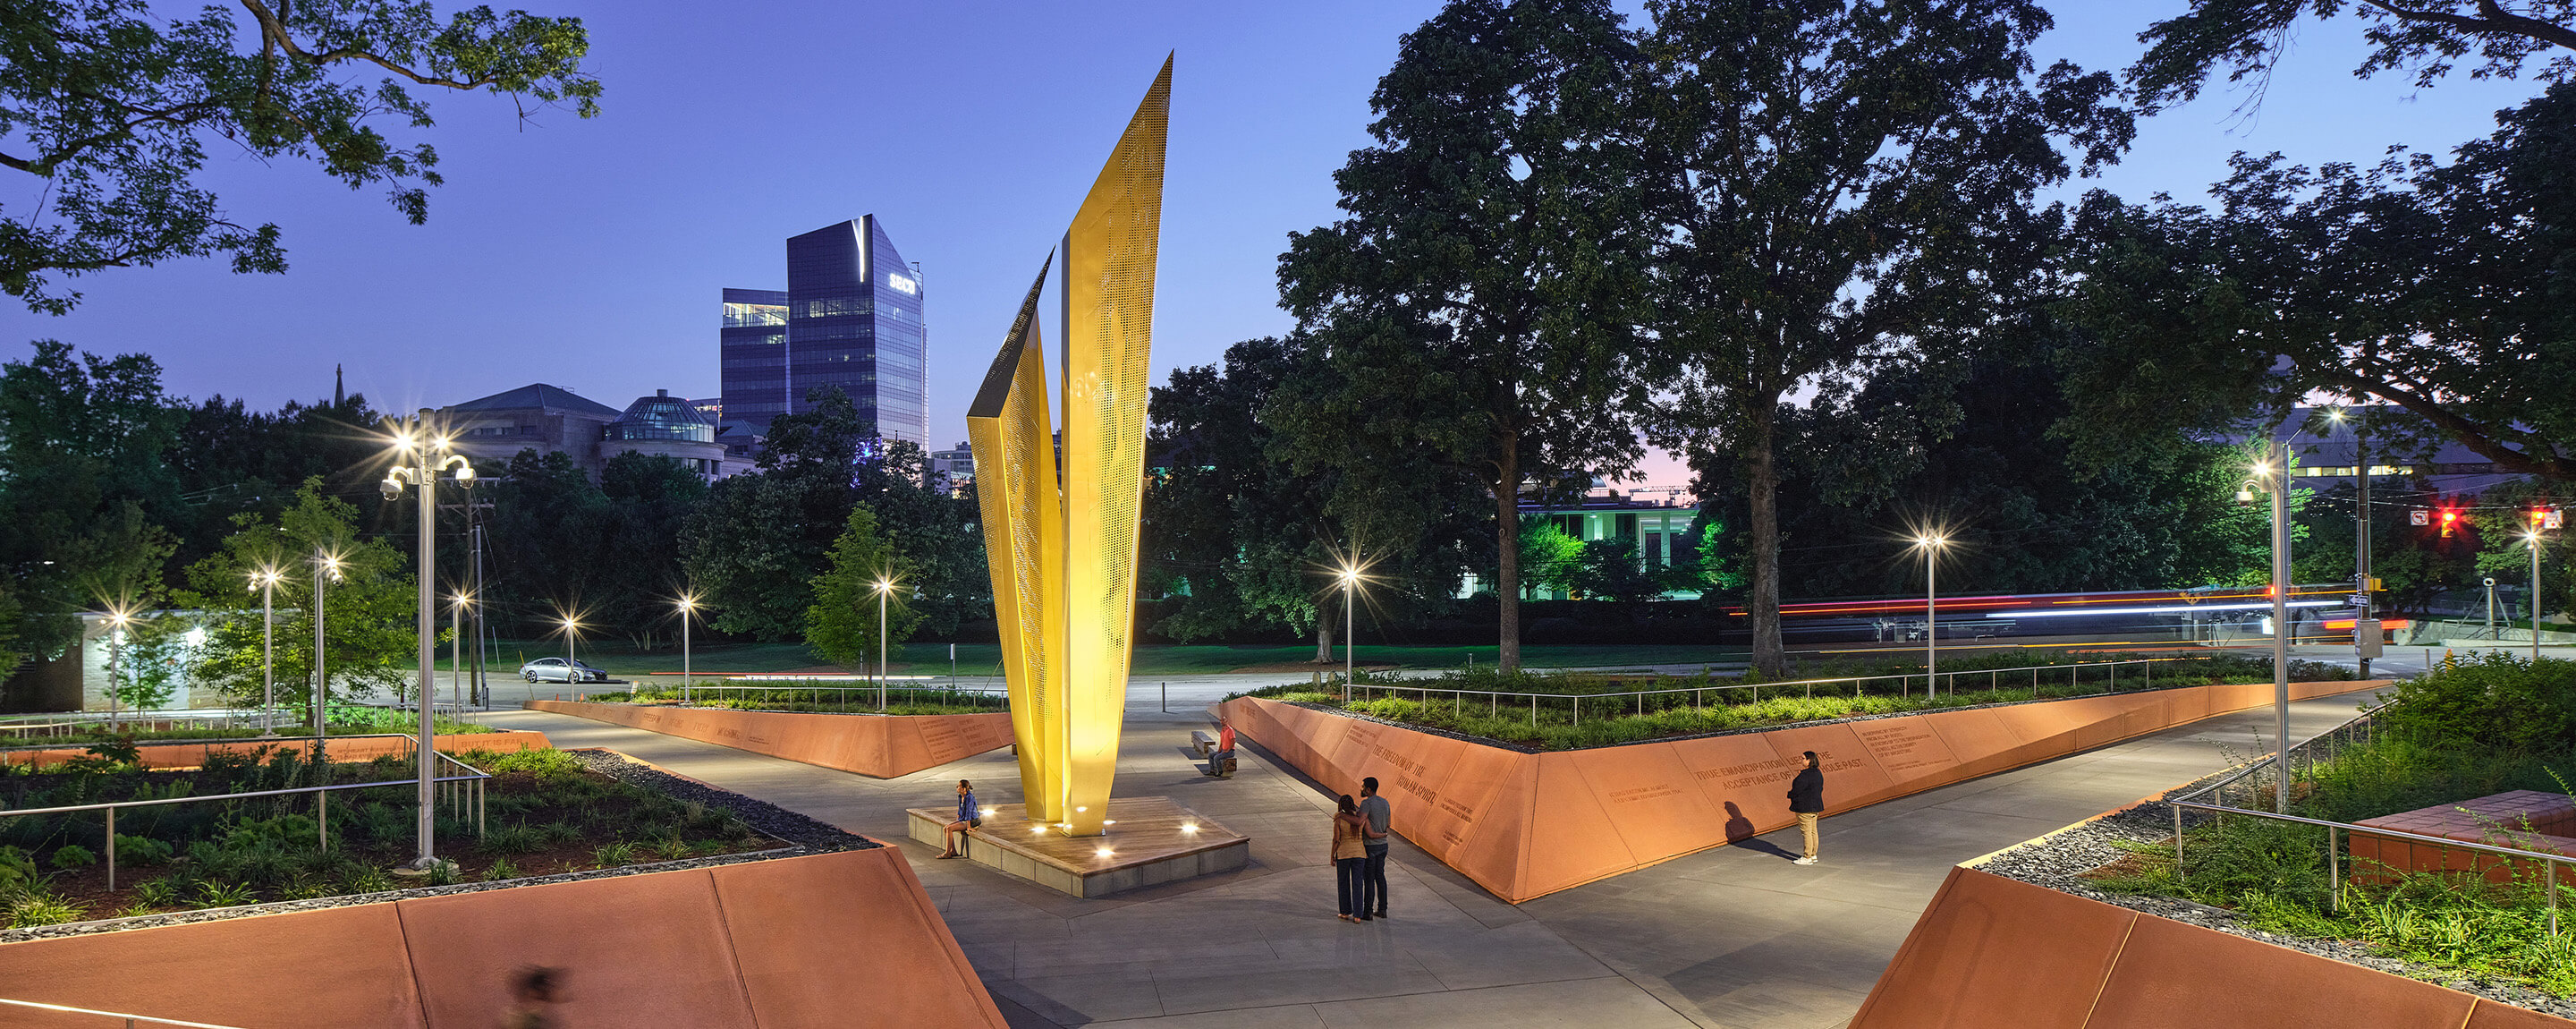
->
334;364;344;407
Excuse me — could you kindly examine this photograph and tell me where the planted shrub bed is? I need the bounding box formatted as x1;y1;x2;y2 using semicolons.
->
0;706;498;747
610;682;1008;716
1233;651;2353;752
1994;654;2576;1007
0;744;775;929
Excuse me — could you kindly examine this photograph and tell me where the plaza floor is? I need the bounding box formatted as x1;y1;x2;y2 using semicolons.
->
476;680;2393;1029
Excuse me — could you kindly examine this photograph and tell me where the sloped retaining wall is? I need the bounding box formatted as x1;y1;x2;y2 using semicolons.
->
1220;678;2382;903
0;846;1007;1028
1851;865;2572;1028
530;700;1012;779
0;730;555;770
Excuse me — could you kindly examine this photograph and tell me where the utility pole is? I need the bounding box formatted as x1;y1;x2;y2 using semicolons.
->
2268;438;2292;815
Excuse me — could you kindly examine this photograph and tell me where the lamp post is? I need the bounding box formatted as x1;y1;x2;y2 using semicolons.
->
1339;564;1360;694
2529;530;2547;664
1912;535;1946;695
104;608;131;725
874;578;894;710
2247;441;2292;815
310;549;342;751
2487;576;2501;646
381;411;475;873
450;591;469;715
677;593;697;705
250;568;282;735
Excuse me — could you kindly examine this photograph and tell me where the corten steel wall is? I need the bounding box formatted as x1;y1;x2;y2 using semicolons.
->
1850;865;2574;1029
529;701;1012;779
1221;679;2385;903
0;730;553;770
963;57;1170;837
0;846;1008;1028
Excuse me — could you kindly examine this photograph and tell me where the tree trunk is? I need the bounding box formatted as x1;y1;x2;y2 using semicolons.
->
1496;442;1521;674
1746;400;1787;678
1314;617;1333;664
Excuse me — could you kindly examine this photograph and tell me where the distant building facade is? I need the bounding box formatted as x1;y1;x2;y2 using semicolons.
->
929;440;974;494
722;216;929;446
1458;491;1705;600
443;384;728;479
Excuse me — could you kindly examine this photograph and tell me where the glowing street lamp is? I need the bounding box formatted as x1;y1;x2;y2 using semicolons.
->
875;577;896;710
2528;529;2548;664
676;592;699;705
309;549;344;747
2248;439;2293;814
1339;563;1361;694
380;410;476;872
449;591;470;714
1912;535;1947;694
250;567;284;735
103;607;132;725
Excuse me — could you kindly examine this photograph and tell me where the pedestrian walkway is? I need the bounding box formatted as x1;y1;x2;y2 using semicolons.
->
479;682;2391;1028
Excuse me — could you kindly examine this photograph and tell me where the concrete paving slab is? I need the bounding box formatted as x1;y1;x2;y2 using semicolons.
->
484;679;2391;1029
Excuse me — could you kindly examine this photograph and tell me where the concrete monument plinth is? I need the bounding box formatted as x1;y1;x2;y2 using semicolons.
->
907;796;1245;898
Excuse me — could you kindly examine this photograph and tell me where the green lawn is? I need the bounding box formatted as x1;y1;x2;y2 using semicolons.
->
450;641;1750;678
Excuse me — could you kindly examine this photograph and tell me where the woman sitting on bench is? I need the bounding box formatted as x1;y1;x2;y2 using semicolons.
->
938;779;979;858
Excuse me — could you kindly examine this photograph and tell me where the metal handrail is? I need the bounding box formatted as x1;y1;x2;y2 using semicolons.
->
0;996;250;1027
0;731;460;756
2165;696;2572;934
1342;657;2207;726
0;737;492;890
614;683;1009;712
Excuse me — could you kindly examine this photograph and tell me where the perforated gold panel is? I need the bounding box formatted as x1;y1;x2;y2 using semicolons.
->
965;259;1064;821
967;59;1168;837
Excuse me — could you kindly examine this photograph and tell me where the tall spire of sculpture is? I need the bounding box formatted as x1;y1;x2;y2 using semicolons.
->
335;363;344;407
968;56;1169;837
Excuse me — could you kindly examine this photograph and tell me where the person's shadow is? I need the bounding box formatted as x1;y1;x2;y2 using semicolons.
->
1723;802;1798;860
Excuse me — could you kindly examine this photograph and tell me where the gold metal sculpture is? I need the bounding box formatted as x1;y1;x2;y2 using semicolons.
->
967;58;1168;838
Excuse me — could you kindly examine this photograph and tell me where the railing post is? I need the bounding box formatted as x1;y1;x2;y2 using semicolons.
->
2552;861;2561;937
2328;825;2339;913
2173;802;2184;880
105;805;115;891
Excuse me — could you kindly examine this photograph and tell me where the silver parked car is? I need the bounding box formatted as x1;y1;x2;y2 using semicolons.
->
519;657;607;684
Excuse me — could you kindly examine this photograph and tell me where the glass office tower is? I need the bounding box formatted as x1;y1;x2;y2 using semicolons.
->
720;216;929;446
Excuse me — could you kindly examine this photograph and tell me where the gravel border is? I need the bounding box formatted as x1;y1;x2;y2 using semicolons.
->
1976;788;2576;1020
0;748;876;944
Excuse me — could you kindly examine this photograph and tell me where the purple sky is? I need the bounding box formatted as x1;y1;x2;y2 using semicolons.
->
1;2;2543;494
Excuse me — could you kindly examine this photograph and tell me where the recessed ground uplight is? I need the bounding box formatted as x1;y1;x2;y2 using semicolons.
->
1181;824;1199;833
1103;820;1116;826
1075;806;1089;813
1031;826;1047;835
1095;847;1114;858
983;808;997;817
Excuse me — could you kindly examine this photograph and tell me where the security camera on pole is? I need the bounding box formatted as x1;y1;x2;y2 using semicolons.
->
380;409;475;874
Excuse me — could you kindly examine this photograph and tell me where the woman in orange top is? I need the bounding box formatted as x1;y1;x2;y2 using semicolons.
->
1331;794;1370;922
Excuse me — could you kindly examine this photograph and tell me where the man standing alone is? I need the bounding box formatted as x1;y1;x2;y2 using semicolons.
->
1787;752;1824;866
1359;777;1391;918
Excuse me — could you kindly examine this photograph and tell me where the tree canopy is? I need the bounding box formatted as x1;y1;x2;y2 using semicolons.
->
0;0;601;312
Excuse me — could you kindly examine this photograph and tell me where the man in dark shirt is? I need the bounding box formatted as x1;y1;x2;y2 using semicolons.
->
1786;752;1825;866
1359;777;1391;918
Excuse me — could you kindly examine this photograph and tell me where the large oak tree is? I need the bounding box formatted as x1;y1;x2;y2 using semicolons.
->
1635;0;2129;675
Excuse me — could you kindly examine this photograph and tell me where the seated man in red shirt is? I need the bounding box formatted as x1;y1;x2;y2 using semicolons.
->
1208;719;1237;778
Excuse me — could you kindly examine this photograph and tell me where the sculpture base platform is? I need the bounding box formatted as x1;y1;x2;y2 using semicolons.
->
906;796;1248;898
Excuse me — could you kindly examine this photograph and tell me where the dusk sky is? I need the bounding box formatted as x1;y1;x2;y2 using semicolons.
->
1;2;2543;494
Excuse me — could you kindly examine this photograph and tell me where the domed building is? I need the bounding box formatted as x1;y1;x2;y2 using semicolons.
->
603;390;728;478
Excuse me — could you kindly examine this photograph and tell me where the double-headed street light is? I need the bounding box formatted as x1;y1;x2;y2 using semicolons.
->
249;567;284;735
382;411;475;873
1911;535;1947;695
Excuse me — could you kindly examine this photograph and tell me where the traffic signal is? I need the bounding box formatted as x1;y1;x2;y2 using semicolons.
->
2440;506;2461;538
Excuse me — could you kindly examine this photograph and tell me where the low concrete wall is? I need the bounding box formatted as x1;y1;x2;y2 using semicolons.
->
1222;679;2385;903
1851;865;2573;1028
0;847;1008;1028
0;731;554;770
530;700;1012;779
